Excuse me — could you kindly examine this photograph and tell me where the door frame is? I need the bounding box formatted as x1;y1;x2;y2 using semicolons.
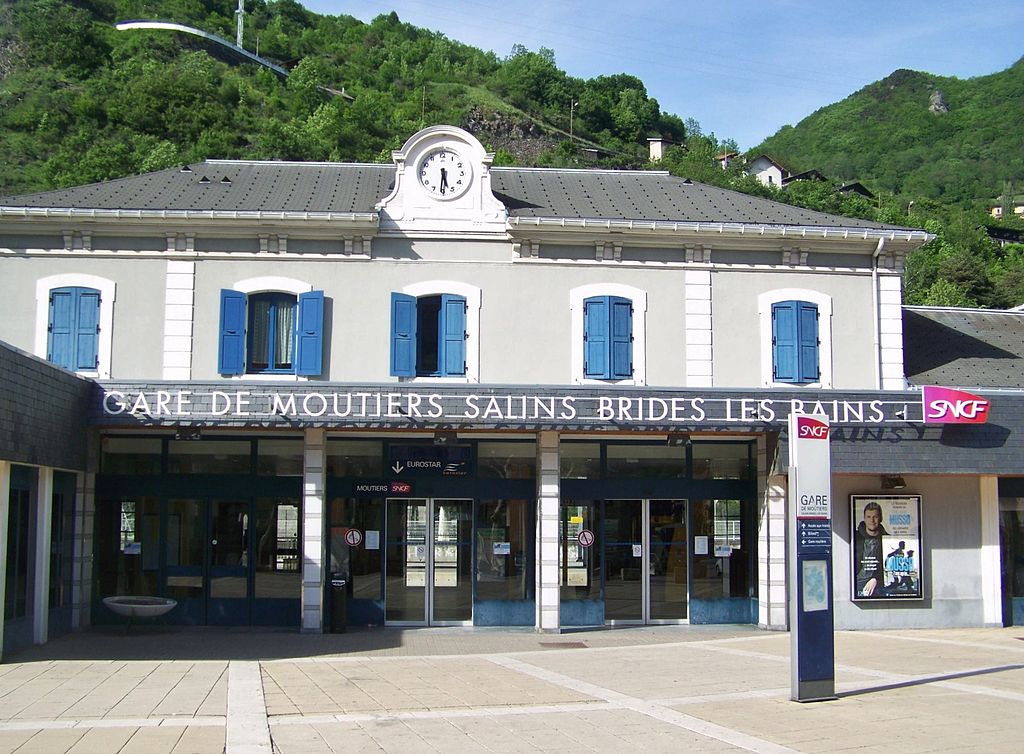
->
604;498;689;626
385;497;473;626
164;497;251;626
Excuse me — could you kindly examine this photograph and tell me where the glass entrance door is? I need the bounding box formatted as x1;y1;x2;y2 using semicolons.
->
385;498;472;625
166;498;251;625
605;499;688;624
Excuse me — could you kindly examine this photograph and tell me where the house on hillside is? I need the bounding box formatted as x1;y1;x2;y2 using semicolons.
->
781;169;826;186
838;182;876;200
3;124;1023;658
714;151;739;170
747;154;790;186
989;196;1024;219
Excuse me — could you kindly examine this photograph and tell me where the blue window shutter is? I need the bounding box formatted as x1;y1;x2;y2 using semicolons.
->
797;302;820;382
48;288;74;369
609;296;633;379
295;290;324;376
772;301;798;382
48;287;99;371
440;294;467;376
583;296;610;379
218;289;247;375
390;292;417;377
74;289;100;370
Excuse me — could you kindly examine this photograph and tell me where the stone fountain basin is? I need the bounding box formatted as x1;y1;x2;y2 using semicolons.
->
103;596;177;618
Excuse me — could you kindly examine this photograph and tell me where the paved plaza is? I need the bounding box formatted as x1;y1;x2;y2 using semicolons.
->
0;624;1022;753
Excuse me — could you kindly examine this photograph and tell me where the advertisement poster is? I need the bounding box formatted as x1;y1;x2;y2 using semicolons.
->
851;495;923;601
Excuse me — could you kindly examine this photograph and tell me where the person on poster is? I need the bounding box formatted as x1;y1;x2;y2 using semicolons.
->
896;549;917;593
854;501;889;597
884;540;906;590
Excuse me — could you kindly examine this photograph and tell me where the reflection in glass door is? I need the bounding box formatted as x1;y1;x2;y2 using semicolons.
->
166;499;205;624
605;499;688;624
385;498;472;625
208;500;250;625
604;500;644;620
649;500;688;621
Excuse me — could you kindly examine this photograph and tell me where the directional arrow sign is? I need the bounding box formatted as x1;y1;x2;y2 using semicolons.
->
392;461;404;474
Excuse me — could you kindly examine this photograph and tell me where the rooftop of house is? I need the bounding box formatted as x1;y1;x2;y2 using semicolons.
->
0;160;911;232
903;306;1024;389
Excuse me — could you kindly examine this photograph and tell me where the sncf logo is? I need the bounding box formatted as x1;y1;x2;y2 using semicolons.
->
923;386;990;425
796;416;830;439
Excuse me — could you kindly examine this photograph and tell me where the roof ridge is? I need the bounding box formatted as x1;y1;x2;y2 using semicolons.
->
204;159;392;168
904;305;1024;315
494;166;671;176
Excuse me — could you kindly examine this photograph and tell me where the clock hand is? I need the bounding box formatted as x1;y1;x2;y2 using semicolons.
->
440;167;449;194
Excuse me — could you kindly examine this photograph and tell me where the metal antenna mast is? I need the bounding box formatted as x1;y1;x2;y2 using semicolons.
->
235;0;245;48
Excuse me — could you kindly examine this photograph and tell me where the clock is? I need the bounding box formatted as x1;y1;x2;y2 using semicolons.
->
417;147;471;199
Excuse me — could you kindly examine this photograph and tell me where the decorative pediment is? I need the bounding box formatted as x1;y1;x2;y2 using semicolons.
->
376;125;508;235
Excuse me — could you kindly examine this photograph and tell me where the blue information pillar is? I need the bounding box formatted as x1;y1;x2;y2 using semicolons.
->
787;413;837;702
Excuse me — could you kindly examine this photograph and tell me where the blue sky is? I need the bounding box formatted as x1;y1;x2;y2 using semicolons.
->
298;1;1024;150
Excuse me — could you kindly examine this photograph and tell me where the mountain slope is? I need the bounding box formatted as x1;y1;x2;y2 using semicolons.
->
755;59;1024;206
0;0;686;195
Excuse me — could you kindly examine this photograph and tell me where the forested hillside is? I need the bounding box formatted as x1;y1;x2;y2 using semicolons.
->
1;0;1022;307
0;0;686;195
756;61;1024;208
751;59;1024;309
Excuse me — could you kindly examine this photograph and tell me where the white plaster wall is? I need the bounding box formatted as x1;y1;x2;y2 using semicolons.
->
713;270;877;389
0;255;45;348
831;474;986;629
0;255;167;378
4;235;888;389
189;247;692;385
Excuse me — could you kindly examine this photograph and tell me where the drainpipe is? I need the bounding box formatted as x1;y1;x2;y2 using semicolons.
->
871;237;885;389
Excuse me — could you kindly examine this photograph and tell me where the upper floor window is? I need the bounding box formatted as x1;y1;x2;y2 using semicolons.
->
389;280;480;382
218;281;323;377
48;286;100;372
771;300;819;383
249;292;297;372
390;293;466;377
36;274;115;378
570;283;647;385
583;295;633;380
758;289;832;387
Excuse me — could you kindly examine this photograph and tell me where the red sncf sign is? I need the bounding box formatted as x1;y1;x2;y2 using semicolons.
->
796;415;830;440
922;386;990;425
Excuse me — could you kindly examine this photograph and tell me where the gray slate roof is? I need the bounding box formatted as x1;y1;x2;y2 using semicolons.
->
903;306;1024;389
1;160;905;230
0;162;394;215
489;168;899;228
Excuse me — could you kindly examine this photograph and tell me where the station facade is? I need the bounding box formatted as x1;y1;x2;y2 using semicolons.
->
2;125;1023;657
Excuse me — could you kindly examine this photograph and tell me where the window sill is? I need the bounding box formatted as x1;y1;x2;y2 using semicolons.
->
575;377;644;387
399;375;477;384
227;374;309;382
765;380;828;389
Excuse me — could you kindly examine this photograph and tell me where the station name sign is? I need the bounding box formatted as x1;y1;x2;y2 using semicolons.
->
92;384;985;428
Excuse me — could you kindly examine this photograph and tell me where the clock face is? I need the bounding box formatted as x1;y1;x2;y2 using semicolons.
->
418;147;471;199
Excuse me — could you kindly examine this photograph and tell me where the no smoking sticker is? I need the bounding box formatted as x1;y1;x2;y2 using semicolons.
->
577;529;595;548
345;529;363;547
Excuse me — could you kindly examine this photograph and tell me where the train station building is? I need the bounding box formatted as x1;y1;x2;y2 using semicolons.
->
2;125;1022;657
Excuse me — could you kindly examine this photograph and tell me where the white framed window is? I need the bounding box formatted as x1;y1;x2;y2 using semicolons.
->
570;283;647;386
35;274;116;378
757;288;833;388
219;277;323;380
390;280;481;383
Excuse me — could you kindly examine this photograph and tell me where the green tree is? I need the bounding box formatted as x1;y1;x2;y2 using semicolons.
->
921;279;978;307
